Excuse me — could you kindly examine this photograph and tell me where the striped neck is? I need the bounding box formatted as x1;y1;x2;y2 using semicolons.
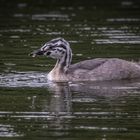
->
55;46;72;73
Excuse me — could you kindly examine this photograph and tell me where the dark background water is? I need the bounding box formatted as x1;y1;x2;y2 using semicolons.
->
0;0;140;139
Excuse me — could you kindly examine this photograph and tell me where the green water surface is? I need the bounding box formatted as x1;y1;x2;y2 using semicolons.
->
0;0;140;139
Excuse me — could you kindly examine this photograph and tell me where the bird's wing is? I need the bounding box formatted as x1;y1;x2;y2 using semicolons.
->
69;58;108;71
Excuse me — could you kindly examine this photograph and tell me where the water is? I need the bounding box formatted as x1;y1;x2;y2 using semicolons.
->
0;0;140;139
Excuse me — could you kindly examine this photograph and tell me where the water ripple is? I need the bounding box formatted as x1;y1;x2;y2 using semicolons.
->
107;18;140;22
0;124;23;137
0;72;48;87
32;14;70;21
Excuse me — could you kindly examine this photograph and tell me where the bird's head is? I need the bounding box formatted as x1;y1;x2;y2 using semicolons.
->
29;38;72;60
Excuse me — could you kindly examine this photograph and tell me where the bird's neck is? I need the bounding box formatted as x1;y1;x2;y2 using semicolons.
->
47;53;72;81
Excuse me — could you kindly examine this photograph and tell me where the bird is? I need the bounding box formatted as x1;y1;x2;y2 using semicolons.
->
30;38;140;82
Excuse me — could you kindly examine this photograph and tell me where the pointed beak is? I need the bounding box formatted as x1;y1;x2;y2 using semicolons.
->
29;49;45;57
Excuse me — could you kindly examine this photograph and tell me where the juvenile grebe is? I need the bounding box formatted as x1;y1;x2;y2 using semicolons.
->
30;38;140;82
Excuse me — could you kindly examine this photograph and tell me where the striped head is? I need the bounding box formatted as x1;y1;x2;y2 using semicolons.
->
30;38;72;69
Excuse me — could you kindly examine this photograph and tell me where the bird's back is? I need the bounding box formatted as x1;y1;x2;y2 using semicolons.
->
68;58;140;81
